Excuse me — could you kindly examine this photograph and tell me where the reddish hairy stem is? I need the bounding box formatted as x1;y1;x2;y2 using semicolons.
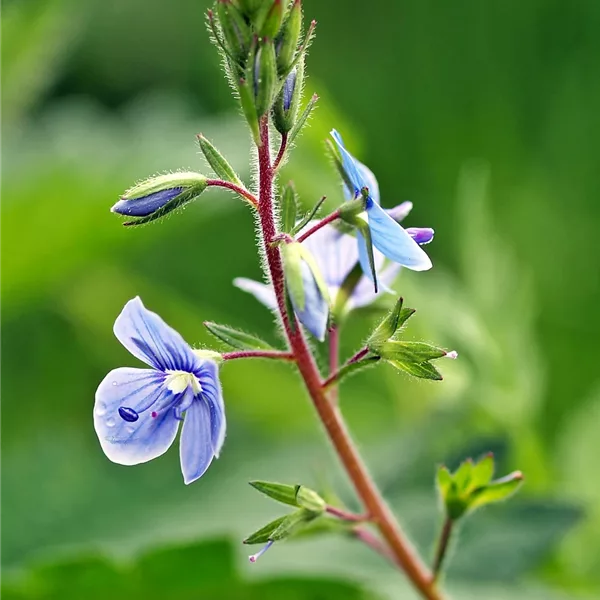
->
273;133;288;171
321;346;370;389
256;116;442;600
206;179;258;207
222;350;295;361
297;209;341;242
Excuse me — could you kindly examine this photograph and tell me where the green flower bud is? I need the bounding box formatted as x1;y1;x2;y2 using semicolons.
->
276;0;302;74
272;57;304;135
253;38;278;117
259;0;284;39
295;486;326;513
216;0;251;62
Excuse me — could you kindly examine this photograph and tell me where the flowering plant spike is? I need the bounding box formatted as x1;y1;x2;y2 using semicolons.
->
95;2;524;597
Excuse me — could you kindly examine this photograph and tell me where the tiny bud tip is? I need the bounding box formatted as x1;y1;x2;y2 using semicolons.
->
445;350;458;359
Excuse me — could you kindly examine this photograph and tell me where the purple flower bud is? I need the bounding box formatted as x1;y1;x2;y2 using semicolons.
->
406;227;434;245
112;188;183;217
111;172;207;224
282;69;297;111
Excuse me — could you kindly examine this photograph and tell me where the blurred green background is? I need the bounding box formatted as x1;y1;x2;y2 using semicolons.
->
3;0;600;598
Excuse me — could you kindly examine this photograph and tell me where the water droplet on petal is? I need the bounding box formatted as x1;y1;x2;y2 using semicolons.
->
126;426;136;434
112;381;118;386
106;417;116;428
95;402;107;416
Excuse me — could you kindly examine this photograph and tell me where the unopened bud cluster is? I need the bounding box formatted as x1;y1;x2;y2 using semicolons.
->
209;0;311;142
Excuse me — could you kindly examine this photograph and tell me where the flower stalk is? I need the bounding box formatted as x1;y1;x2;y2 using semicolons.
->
206;178;258;207
297;209;342;242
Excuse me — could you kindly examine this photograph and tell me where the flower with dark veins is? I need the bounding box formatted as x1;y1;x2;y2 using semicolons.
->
94;297;225;484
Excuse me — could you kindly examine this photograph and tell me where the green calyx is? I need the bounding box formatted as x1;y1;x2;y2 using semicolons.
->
437;455;524;521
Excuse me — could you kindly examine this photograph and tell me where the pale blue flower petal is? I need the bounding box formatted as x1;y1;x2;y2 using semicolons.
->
195;360;226;457
367;202;432;271
291;259;328;342
233;277;278;311
114;297;201;372
180;393;216;485
387;201;413;222
300;223;358;287
330;129;365;197
94;367;179;466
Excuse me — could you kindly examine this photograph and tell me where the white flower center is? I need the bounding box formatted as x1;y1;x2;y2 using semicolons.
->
165;370;202;395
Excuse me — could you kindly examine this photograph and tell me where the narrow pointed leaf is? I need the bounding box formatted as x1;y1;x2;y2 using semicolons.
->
387;359;443;381
288;93;318;147
249;481;300;507
270;508;320;541
368;297;404;348
197;135;243;187
281;243;305;311
243;516;287;544
454;459;474;493
378;340;447;363
291;196;326;235
469;454;495;491
204;322;274;350
280;182;298;233
469;472;524;511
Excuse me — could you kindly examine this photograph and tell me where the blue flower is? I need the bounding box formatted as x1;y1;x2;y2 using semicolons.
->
234;217;428;317
94;297;226;484
330;129;433;279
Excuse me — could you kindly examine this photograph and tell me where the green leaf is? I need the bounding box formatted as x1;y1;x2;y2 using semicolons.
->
280;181;298;233
378;340;447;363
437;465;453;497
469;454;495;491
387;359;443;381
196;134;243;188
243;516;288;544
280;242;305;311
291;195;326;235
470;472;524;511
287;92;318;148
368;297;405;347
249;481;300;507
454;459;474;493
270;508;321;541
204;322;274;351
